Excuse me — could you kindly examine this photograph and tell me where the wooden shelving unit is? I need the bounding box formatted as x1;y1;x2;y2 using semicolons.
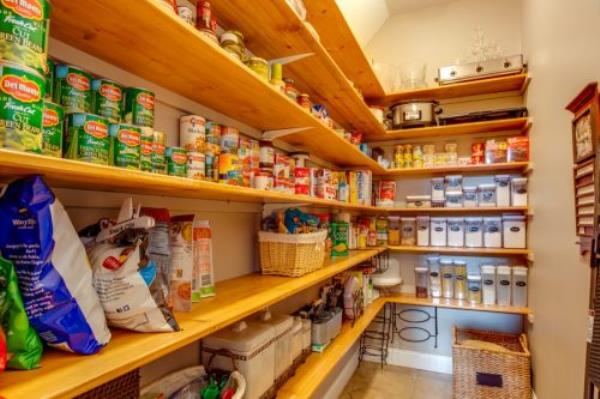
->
210;0;386;137
386;294;530;315
379;206;531;215
383;162;531;177
49;0;381;171
0;249;384;399
368;118;529;142
387;245;533;259
370;73;530;106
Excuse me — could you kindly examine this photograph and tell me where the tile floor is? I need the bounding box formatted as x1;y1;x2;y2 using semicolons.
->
340;362;453;399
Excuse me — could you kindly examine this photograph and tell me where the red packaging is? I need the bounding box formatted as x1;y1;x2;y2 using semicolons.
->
471;142;485;164
295;185;309;195
0;327;6;373
160;0;177;12
378;180;396;205
507;136;530;162
350;131;363;145
196;1;211;30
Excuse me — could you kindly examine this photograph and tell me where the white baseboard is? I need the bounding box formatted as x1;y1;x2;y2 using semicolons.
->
363;348;453;375
532;390;538;399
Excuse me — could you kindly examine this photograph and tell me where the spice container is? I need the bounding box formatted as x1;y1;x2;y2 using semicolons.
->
483;217;502;248
415;267;429;298
445;175;463;192
512;266;528;307
431;177;445;201
496;266;512;306
180;115;206;152
255;310;294;381
511;177;528;206
430;217;447;247
454;260;467;300
467;274;482;304
416;216;430;247
503;214;527;249
245;57;269;81
495;175;511;207
445;190;464;208
481;265;497;305
478;183;497;208
447;218;464;247
427;256;441;298
406;195;431;208
401;217;416;246
440;259;454;299
463;186;478;207
388;216;401;246
465;217;483;248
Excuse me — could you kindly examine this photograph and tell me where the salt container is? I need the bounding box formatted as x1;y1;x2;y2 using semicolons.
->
447;217;465;247
431;177;445;201
417;216;430;247
467;274;482;304
483;217;502;248
478;183;497;208
494;175;511;207
415;266;429;298
430;217;447;247
463;186;478;207
427;256;441;298
454;260;468;300
511;177;528;206
464;217;483;248
445;174;463;192
503;214;527;249
440;259;454;299
445;190;464;208
496;266;512;306
512;266;528;307
480;265;497;305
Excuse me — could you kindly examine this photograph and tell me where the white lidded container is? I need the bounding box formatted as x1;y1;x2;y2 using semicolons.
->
464;217;483;248
431;177;445;201
445;190;464;208
512;266;528;307
202;320;275;399
483;217;502;248
463;186;478;207
401;217;417;246
478;183;497;208
480;265;497;305
494;175;511;207
447;217;465;247
496;266;512;306
290;317;304;363
503;214;527;249
467;274;482;304
454;260;468;300
427;256;441;298
440;259;454;299
406;195;432;208
430;217;447;247
445;174;463;192
255;310;294;380
417;216;430;247
511;177;528;206
300;318;311;352
415;266;429;298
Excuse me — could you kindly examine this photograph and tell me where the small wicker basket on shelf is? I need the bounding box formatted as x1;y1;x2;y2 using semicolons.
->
258;230;327;277
452;326;531;399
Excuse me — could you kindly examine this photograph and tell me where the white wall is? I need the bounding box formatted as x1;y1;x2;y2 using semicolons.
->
335;0;389;47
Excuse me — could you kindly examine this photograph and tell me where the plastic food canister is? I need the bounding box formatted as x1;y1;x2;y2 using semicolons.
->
445;174;463;192
417;216;430;247
480;265;497;305
401;217;417;245
464;217;483;248
427;256;441;298
447;217;464;248
483;217;502;248
415;266;429;298
512;266;528;307
495;175;511;207
255;310;294;380
467;274;482;304
445;190;464;208
454;260;467;300
511;177;528;206
463;186;478;207
430;217;447;247
478;183;497;208
388;216;401;245
406;194;432;208
440;259;454;299
496;266;512;306
431;177;445;201
503;214;527;249
202;320;275;399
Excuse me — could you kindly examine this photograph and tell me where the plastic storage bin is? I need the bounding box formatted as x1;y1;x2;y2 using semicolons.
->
401;217;417;245
512;266;528;307
465;217;483;248
431;177;445;201
496;266;512;306
415;266;429;298
495;175;511;207
511;177;528;206
256;310;293;381
478;183;497;208
406;195;432;208
431;217;447;247
447;217;464;247
388;216;401;245
445;174;463;192
481;265;497;305
483;217;502;248
463;186;478;207
467;274;482;304
427;256;441;298
445;190;464;208
454;260;468;300
441;259;454;299
503;214;527;249
417;216;430;247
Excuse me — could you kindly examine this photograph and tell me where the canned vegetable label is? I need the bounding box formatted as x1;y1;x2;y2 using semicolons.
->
0;0;51;74
65;113;110;165
54;65;92;113
42;100;63;157
123;87;155;127
45;58;54;99
139;127;153;172
151;142;166;174
0;62;44;153
110;124;141;170
92;79;123;123
167;147;187;177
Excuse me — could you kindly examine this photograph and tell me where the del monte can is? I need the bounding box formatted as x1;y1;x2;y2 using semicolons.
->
65;113;110;165
0;0;52;74
92;78;123;123
123;87;155;127
54;64;92;113
42;100;63;157
0;60;45;153
109;123;141;170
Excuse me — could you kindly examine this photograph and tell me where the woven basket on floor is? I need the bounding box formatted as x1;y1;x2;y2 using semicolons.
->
258;230;327;277
75;369;140;399
452;327;531;399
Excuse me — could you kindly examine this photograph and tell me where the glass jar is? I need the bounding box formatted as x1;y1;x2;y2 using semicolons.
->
244;57;269;81
259;140;275;169
400;217;416;246
415;267;429;298
403;144;413;168
394;145;404;168
388;216;401;245
467;274;482;304
375;216;389;246
454;260;467;300
440;259;454;299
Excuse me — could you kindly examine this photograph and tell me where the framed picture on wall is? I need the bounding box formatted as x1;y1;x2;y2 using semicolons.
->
574;109;596;163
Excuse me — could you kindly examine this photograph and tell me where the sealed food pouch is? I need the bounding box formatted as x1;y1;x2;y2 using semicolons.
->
0;176;111;354
0;256;43;369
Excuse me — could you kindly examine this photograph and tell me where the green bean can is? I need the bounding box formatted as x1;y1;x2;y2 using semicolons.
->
42;100;63;157
139;127;153;172
151;130;166;174
0;61;44;153
54;64;92;113
0;0;51;74
123;87;155;127
45;58;54;100
92;79;123;123
109;123;141;170
166;146;187;177
331;222;349;257
65;113;110;165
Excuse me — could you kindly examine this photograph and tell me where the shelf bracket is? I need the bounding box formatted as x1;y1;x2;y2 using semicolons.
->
262;127;312;141
269;52;314;66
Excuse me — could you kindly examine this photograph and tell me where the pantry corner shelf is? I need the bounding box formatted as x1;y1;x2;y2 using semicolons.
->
382;162;531;177
379;206;530;215
0;249;384;399
386;245;533;260
386;294;531;315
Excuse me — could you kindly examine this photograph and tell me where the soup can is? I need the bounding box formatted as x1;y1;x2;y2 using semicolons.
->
176;5;194;25
92;78;123;123
54;64;92;113
123;87;155;127
254;169;273;190
187;151;206;180
109;123;141;170
218;152;242;185
42;100;63;157
65;113;110;165
294;167;310;195
205;151;217;182
220;126;239;152
166;146;187;177
205;120;221;152
180;115;206;151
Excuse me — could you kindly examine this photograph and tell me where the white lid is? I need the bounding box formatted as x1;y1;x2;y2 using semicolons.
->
426;255;440;262
494;175;511;182
417;216;431;222
445;190;463;197
496;265;512;274
445;175;463;181
401;217;417;222
203;321;275;354
256;310;294;335
447;217;464;223
406;195;432;201
372;275;403;287
465;217;483;223
480;265;496;273
454;260;467;266
467;274;482;281
431;177;444;183
483;217;502;222
511;177;528;184
431;217;447;222
512;266;528;275
463;186;477;192
479;183;497;190
415;266;429;273
503;214;526;221
440;259;454;265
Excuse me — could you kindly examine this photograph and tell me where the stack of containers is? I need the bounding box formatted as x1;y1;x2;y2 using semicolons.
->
255;310;294;384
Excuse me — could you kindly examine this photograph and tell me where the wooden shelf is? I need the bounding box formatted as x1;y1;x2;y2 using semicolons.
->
303;0;385;98
383;162;531;177
0;249;384;399
210;0;386;137
380;206;530;214
278;298;387;399
368;118;530;142
371;74;530;106
387;245;533;259
49;0;380;170
385;294;530;315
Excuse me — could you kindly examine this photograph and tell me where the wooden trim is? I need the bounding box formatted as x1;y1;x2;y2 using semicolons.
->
383;162;531;177
387;245;532;258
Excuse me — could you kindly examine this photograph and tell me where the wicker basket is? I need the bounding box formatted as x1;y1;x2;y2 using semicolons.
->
75;369;140;399
452;327;531;399
258;230;327;277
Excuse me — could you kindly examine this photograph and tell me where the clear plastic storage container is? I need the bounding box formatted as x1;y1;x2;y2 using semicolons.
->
467;274;482;304
427;256;441;298
483;217;502;248
481;265;497;305
406;195;432;208
430;217;447;247
415;266;429;298
463;186;478;207
503;214;527;249
431;177;445;201
511;177;528;206
447;217;465;247
441;259;454;299
445;190;464;208
495;175;511;207
454;260;468;300
496;266;512;306
417;216;430;247
512;266;528;307
465;217;483;248
388;216;401;246
401;217;417;246
478;183;497;208
445;174;463;192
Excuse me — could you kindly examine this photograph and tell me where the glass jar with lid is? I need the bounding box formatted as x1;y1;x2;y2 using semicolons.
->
415;266;429;298
388;216;401;245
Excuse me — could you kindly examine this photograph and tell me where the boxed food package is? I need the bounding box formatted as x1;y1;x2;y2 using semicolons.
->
507;136;529;162
485;139;508;164
192;219;215;300
169;215;194;312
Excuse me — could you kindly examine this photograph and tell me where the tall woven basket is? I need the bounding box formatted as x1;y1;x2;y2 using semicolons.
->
258;230;327;277
452;327;531;399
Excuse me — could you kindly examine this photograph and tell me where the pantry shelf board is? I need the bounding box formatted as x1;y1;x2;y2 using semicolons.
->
210;0;386;137
0;249;384;399
386;294;530;315
303;0;386;98
367;118;530;142
382;162;531;177
386;245;532;258
382;206;530;214
49;0;379;171
370;74;530;106
278;298;387;399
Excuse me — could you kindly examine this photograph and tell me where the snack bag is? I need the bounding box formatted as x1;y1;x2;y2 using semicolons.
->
0;176;111;354
0;256;42;369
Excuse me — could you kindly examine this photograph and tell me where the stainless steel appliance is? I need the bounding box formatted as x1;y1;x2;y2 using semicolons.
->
390;100;441;129
437;55;525;85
